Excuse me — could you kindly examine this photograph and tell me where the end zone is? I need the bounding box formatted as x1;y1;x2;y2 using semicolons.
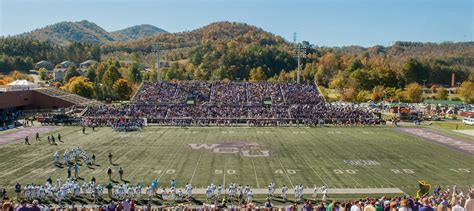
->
0;126;57;145
396;128;474;156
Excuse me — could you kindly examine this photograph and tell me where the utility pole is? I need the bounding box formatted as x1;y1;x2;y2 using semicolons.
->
422;80;427;94
293;33;306;84
151;43;162;82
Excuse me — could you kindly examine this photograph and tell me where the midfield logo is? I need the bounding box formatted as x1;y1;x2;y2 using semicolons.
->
188;141;270;157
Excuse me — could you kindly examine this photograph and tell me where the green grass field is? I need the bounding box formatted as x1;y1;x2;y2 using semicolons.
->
0;126;473;200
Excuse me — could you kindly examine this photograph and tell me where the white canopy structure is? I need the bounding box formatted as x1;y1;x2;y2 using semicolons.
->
3;80;38;91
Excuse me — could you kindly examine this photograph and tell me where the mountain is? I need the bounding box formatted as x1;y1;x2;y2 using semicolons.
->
103;21;288;53
16;20;166;45
17;20;114;45
111;24;167;41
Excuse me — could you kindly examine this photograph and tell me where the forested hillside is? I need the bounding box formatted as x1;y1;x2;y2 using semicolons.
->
111;24;167;41
14;20;166;45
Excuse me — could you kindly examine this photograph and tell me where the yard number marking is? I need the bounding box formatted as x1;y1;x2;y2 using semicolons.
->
333;169;358;174
154;169;176;174
215;169;236;174
391;169;415;174
274;169;298;174
450;168;470;173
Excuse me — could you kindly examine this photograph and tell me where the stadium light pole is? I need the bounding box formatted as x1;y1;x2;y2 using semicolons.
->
151;43;163;82
293;33;306;84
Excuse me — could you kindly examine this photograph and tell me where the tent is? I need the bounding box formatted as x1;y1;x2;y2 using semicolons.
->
6;80;38;91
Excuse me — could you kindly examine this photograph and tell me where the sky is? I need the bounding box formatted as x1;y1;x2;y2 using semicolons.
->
0;0;472;47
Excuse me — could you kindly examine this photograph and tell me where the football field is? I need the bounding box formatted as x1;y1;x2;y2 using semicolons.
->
0;125;473;197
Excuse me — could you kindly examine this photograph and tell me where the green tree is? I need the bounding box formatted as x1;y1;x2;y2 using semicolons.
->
113;79;131;100
165;64;180;81
435;86;448;100
85;66;97;82
64;65;81;83
405;82;423;103
249;67;267;81
127;62;142;84
38;68;48;80
315;65;331;87
102;65;121;88
402;58;428;84
459;81;474;103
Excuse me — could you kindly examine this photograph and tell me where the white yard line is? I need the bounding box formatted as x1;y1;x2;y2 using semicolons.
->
157;152;177;181
188;152;203;184
278;158;294;188
290;145;327;186
303;128;363;188
223;157;227;193
251;159;260;188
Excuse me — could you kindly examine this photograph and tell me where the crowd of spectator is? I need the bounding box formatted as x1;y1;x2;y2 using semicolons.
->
0;108;23;130
82;81;381;127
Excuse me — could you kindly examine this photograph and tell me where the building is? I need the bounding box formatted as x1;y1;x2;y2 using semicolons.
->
56;61;75;69
79;60;98;71
35;60;54;71
53;69;66;82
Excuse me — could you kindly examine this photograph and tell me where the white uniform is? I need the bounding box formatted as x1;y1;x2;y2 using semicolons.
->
322;185;328;201
281;186;288;199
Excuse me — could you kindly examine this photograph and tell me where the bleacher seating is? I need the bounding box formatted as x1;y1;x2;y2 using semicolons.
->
84;81;381;126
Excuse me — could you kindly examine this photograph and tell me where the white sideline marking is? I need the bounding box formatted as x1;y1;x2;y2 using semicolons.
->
153;188;404;195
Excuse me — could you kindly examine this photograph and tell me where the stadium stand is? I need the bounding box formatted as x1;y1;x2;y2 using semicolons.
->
84;81;383;127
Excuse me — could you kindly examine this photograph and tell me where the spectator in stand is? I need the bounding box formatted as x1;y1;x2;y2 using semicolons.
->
80;81;382;128
420;197;435;211
17;200;29;211
465;191;474;211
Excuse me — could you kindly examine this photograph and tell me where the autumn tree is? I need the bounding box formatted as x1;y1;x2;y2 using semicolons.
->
65;76;94;98
405;82;423;103
101;64;121;88
249;67;267;82
459;81;474;103
371;86;385;101
430;85;437;94
113;79;132;100
356;90;371;102
329;71;348;91
340;87;357;102
64;66;81;83
435;86;448;100
38;68;48;80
